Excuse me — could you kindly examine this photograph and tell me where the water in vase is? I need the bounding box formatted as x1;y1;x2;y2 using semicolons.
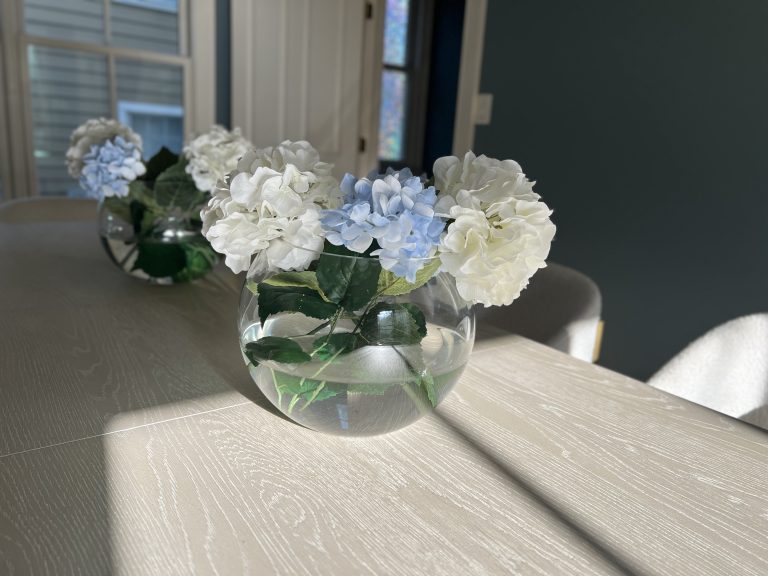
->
240;315;471;436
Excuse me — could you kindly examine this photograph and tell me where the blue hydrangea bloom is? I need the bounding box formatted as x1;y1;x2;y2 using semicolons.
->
79;136;146;199
320;168;445;282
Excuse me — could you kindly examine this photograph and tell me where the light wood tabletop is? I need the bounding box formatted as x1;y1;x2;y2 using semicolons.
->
1;220;767;575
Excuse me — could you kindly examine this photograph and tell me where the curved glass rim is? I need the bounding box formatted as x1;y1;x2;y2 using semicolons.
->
283;241;442;264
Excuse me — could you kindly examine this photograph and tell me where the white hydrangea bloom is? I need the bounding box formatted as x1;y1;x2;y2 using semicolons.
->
200;140;339;275
236;140;341;208
434;152;556;307
66;118;143;178
183;125;252;192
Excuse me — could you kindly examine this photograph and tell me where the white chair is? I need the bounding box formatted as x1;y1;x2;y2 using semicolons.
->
474;262;603;362
0;197;96;223
648;314;768;429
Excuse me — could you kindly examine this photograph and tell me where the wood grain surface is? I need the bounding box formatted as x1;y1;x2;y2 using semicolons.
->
0;222;247;456
1;220;767;575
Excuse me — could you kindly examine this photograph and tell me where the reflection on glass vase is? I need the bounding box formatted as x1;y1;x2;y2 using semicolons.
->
238;252;476;436
98;192;217;284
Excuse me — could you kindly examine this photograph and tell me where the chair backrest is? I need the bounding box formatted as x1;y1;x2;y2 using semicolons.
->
648;313;768;429
0;197;97;223
474;262;602;362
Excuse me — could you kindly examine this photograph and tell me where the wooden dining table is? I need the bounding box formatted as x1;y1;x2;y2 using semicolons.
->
1;216;767;575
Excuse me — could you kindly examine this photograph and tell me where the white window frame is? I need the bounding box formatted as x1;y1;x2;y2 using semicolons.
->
117;101;185;125
0;0;214;199
113;0;180;14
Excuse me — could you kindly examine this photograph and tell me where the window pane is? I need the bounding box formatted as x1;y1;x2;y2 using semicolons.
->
111;0;180;55
378;69;407;161
383;0;409;67
116;59;184;157
24;0;105;45
28;45;110;196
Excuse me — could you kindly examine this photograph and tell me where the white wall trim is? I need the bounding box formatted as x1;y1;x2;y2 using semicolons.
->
230;0;253;135
189;0;216;134
0;7;12;201
356;0;385;175
452;0;487;156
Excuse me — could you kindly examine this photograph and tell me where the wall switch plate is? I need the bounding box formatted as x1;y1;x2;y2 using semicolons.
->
474;93;493;125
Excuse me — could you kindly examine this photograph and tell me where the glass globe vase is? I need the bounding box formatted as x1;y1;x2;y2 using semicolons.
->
98;192;217;284
238;251;476;436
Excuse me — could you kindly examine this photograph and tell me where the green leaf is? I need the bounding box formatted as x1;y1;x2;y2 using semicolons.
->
263;271;330;301
271;371;341;412
129;199;146;235
153;159;206;212
360;302;428;345
316;242;382;312
256;283;340;325
103;195;132;224
346;382;388;396
126;182;164;235
142;147;179;182
245;337;312;364
139;208;159;236
377;258;442;296
312;333;361;360
132;241;187;278
172;241;217;283
420;372;437;407
128;180;161;210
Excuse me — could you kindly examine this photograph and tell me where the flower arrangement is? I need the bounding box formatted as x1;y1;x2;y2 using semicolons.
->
204;140;555;431
67;119;253;283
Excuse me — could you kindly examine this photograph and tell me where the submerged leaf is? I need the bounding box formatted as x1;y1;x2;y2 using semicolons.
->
245;337;312;364
132;241;186;278
312;333;361;360
172;241;217;283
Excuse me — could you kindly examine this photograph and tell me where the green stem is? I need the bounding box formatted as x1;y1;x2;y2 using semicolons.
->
305;319;332;337
287;394;302;414
398;378;432;416
270;367;284;409
300;381;327;411
296;348;346;411
391;346;435;410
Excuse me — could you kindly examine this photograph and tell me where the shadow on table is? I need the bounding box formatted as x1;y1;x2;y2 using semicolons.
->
433;409;643;576
0;271;298;574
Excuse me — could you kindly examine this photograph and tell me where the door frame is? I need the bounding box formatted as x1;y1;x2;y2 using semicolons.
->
452;0;487;156
362;0;487;170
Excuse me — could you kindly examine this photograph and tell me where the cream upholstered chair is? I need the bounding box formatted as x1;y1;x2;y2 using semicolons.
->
0;197;96;223
648;313;768;430
474;263;603;362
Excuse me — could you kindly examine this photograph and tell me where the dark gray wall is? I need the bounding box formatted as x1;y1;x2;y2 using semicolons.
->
475;0;768;380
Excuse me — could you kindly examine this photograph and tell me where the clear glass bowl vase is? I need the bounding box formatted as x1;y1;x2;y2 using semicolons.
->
98;193;217;284
238;251;476;436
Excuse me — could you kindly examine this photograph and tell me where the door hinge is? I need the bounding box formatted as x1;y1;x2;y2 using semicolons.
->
359;137;367;153
365;2;373;20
